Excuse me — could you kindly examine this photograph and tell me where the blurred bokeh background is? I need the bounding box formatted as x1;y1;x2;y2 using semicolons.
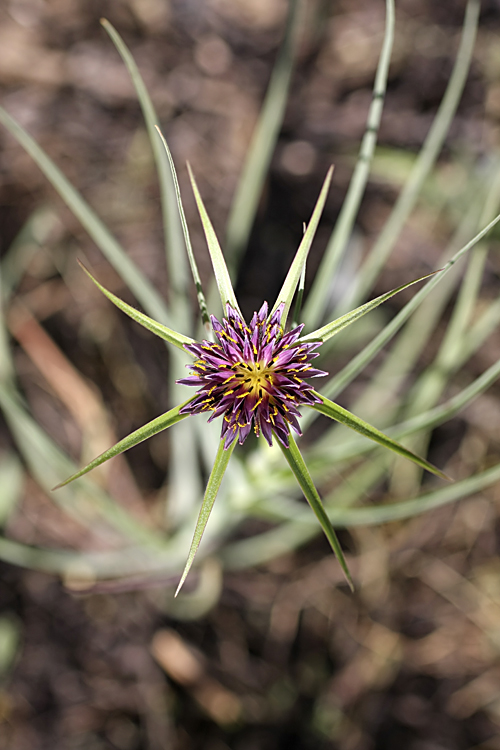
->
2;0;500;748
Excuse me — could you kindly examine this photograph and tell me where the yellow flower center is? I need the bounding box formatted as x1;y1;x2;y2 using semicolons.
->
233;362;274;396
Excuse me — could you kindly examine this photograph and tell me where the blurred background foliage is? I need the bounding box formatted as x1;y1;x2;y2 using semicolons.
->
2;0;500;748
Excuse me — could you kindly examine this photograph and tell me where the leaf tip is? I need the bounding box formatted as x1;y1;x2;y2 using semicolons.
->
174;575;187;598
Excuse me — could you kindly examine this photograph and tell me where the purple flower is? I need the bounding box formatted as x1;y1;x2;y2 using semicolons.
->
177;302;327;449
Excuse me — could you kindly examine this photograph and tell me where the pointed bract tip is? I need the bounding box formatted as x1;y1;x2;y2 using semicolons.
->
174;579;184;598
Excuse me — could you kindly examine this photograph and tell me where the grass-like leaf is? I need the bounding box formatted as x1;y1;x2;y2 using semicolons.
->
317;211;500;406
187;164;241;317
291;259;307;329
343;0;480;309
278;432;354;590
100;20;184;274
0;106;171;327
221;461;500;571
225;0;303;270
154;126;209;325
0;383;165;546
303;271;436;344
0;454;23;527
270;166;333;326
54;400;192;489
302;0;395;330
78;262;195;351
312;355;500;467
311;392;450;481
175;438;236;596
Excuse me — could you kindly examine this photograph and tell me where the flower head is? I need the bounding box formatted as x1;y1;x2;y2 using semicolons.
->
177;302;327;449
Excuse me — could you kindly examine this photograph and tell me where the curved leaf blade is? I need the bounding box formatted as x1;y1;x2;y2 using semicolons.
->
175;438;235;596
78;262;195;351
303;271;437;343
225;0;303;270
100;20;184;270
271;166;333;326
311;392;450;481
317;211;500;405
278;432;354;590
54;400;192;489
0;106;171;327
154;127;209;325
344;0;480;308
302;0;396;330
187;164;241;317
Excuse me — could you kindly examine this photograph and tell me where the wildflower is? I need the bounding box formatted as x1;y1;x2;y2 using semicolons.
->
178;302;326;449
54;165;447;594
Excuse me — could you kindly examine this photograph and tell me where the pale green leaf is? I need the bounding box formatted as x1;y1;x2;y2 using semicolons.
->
303;271;436;344
271;166;333;326
343;0;480;309
187;164;241;316
278;432;354;590
291;259;306;329
225;0;303;270
318;210;500;405
0;454;24;527
312;355;500;466
78;262;195;351
0;383;165;546
154;127;209;325
100;20;184;268
302;0;395;330
311;392;450;480
54;400;192;489
221;462;500;571
176;438;236;596
0;106;171;327
0;616;20;676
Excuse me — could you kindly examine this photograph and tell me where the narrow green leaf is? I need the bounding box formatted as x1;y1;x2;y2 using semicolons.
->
302;0;395;330
0;455;24;527
175;438;235;596
343;0;480;309
154;127;209;325
311;392;450;481
187;164;241;317
225;0;303;270
278;432;354;590
318;211;500;405
78;262;195;351
54;400;192;489
100;20;184;273
291;259;307;329
271;166;333;326
0;383;166;546
303;271;436;344
221;462;500;571
0;106;171;327
312;355;500;466
329;461;500;526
